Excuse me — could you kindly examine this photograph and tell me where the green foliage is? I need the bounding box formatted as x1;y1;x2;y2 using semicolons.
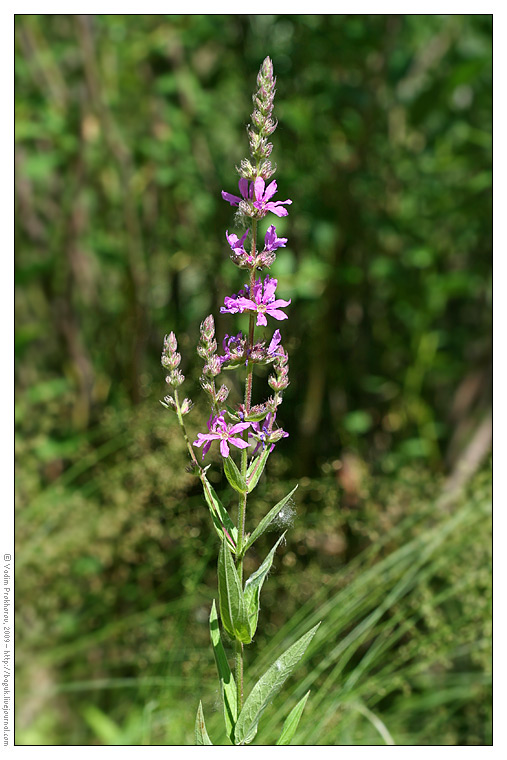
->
246;447;271;492
218;541;252;644
242;485;298;554
195;702;213;745
234;623;320;745
223;456;247;494
209;601;237;744
243;533;286;637
276;690;311;745
200;472;238;550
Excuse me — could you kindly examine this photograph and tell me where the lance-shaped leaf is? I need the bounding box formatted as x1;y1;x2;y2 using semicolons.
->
234;622;320;745
218;541;252;644
209;600;237;743
223;455;247;494
241;485;298;556
275;691;311;745
246;446;271;493
200;473;238;551
243;533;286;636
195;701;213;745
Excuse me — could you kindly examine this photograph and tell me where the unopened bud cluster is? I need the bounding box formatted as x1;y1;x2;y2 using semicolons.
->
161;332;193;415
162;332;184;387
235;57;278;184
268;346;289;392
198;315;230;405
248;57;277;167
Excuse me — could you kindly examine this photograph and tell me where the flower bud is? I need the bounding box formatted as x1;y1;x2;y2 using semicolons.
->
236;158;256;180
200;376;213;395
216;384;230;403
269;427;287;443
161;351;181;370
180;397;193;415
201;315;215;340
166;368;184;388
161;394;177;411
203;354;221;378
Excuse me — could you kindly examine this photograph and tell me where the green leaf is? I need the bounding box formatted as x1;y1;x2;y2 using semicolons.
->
243;533;286;636
242;485;298;555
222;359;247;370
246;447;271;492
200;473;238;550
244;408;270;422
234;622;320;745
218;541;252;644
276;691;311;745
223;456;247;494
195;701;213;745
209;600;237;743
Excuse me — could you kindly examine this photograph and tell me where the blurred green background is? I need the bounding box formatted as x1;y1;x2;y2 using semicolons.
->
15;14;492;746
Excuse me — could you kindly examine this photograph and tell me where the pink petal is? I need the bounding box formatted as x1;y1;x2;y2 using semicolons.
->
252;278;263;302
234;297;257;311
222;191;241;206
239;178;251;200
253;176;265;201
265;204;289;217
229;437;250;450
264;180;278;201
269;298;291;308
257;312;268;327
220;439;230;458
263;277;278;303
229;422;251;435
266;308;289;321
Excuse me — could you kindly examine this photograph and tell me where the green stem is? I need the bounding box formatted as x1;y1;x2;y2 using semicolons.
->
174;389;200;470
234;218;258;716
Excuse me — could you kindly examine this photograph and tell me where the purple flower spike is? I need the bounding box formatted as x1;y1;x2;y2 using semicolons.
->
264;225;288;252
253;178;292;217
193;412;251;459
221;275;291;327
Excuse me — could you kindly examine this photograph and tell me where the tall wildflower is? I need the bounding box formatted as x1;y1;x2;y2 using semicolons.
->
161;57;318;746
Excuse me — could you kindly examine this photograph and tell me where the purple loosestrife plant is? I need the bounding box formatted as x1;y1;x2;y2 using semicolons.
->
161;58;319;746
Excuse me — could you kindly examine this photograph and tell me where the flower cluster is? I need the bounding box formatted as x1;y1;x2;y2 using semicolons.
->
226;224;287;270
219;329;283;369
221;276;291;327
222;177;292;221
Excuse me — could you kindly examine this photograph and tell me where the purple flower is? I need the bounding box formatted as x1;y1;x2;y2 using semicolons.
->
226;228;249;253
220;276;291;327
249;412;289;456
221;178;292;219
252;178;292;217
264;225;288;252
219;332;246;365
193;412;251;459
225;229;255;267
